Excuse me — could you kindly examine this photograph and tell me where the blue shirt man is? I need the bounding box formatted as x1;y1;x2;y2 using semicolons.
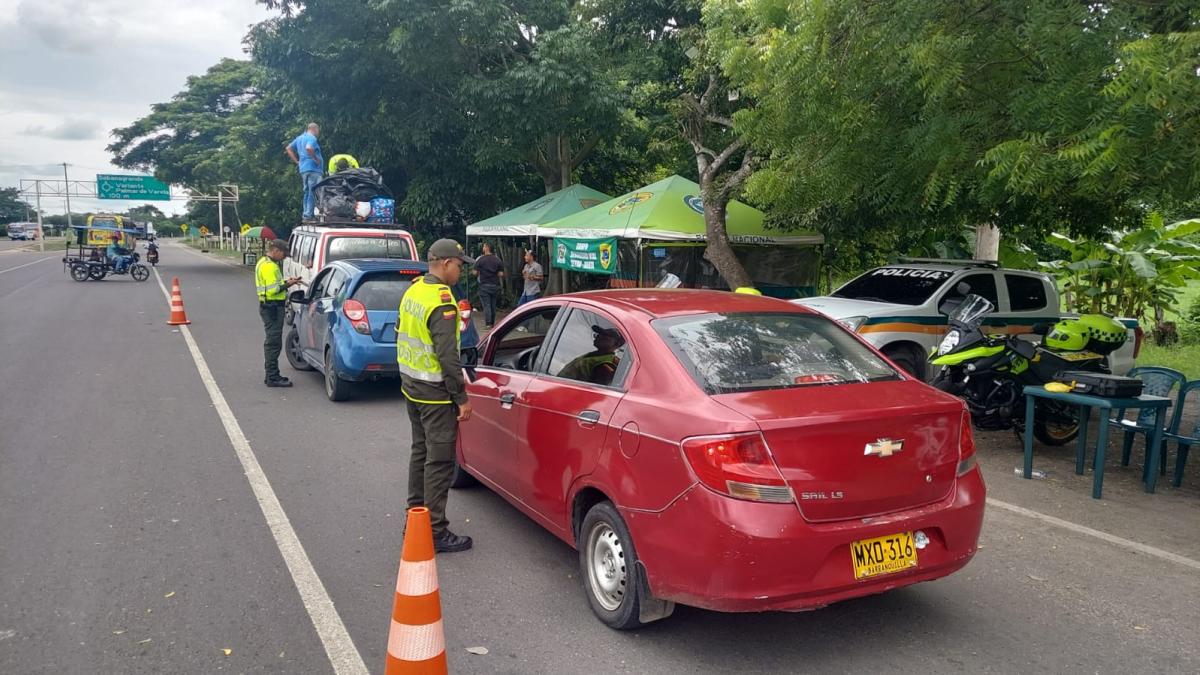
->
285;122;324;220
107;237;130;272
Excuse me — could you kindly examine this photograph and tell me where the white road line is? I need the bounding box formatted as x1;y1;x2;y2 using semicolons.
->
153;269;369;675
987;497;1200;572
0;256;54;274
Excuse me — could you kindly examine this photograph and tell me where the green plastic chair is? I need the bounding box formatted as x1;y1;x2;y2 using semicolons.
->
1108;366;1186;477
1160;379;1200;488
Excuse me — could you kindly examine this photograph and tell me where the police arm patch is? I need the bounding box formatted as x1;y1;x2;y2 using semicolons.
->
442;309;457;320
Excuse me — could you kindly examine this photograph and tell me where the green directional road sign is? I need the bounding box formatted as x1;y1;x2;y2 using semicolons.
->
96;174;171;201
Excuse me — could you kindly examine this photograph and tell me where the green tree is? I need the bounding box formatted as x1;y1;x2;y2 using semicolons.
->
710;0;1198;260
109;59;297;229
0;187;30;222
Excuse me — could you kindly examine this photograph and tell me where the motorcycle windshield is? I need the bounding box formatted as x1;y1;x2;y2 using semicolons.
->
950;294;995;326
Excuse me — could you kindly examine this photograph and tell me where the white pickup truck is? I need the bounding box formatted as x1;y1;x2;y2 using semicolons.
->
797;260;1142;380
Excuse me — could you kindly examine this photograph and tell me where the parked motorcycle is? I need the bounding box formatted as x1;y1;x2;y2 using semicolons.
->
929;291;1127;445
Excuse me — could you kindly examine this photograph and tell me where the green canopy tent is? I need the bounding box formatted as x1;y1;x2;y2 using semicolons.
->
539;175;823;297
465;183;613;297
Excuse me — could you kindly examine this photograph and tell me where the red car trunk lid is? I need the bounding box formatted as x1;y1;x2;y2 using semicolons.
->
714;380;964;522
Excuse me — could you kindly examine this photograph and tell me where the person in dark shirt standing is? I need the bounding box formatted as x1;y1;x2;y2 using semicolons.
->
473;243;505;328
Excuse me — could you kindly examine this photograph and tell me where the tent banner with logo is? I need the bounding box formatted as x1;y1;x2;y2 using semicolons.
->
552;237;619;275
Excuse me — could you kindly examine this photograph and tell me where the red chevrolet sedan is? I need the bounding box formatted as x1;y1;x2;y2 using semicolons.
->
455;289;985;628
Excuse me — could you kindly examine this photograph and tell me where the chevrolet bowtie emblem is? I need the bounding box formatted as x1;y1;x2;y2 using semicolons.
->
865;438;905;457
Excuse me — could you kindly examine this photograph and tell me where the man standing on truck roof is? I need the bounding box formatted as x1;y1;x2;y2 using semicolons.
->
285;122;324;221
396;238;475;553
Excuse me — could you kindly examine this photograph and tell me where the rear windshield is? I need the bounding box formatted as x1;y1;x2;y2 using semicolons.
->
351;272;418;311
832;267;953;306
655;312;898;394
326;236;413;263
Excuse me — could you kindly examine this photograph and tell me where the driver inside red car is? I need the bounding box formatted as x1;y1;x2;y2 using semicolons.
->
558;325;623;385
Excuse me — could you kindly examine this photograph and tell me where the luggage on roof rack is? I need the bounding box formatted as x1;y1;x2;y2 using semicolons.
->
313;167;394;221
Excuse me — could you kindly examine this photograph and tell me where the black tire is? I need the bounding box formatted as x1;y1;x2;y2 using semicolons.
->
285;327;314;371
579;501;648;630
130;264;150;282
450;460;479;489
88;266;107;281
69;264;90;282
323;348;352;402
884;345;926;380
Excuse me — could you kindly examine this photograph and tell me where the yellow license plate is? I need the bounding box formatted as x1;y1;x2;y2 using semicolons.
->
851;532;917;580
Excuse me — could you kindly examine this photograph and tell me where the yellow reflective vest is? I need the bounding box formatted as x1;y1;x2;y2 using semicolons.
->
255;257;287;302
396;277;460;401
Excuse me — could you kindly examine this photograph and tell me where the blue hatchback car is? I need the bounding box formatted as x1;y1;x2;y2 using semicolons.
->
286;258;431;401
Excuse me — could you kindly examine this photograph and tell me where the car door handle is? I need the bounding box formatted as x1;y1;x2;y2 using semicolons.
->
500;392;516;409
577;410;601;428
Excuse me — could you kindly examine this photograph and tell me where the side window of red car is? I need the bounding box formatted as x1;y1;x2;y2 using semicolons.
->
546;310;631;389
486;307;560;372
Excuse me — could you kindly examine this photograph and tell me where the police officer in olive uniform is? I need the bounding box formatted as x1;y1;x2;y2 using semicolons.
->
255;239;302;387
397;239;475;553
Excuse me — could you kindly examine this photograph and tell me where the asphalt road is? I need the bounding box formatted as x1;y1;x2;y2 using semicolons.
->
2;243;1198;674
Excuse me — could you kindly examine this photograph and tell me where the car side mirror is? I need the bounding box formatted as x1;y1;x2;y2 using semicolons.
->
461;347;479;382
288;289;308;304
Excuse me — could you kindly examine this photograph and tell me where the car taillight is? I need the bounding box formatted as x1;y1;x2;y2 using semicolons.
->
343;299;370;335
1133;324;1144;360
957;410;978;476
680;433;793;503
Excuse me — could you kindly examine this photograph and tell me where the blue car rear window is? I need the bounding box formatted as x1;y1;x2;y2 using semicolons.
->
352;273;417;311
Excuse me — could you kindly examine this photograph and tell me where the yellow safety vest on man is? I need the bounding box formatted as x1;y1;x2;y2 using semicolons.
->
397;277;460;402
255;257;287;302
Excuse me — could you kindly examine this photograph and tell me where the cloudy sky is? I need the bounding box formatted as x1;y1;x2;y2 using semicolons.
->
0;0;274;215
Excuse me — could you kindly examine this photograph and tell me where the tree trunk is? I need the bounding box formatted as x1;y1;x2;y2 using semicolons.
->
699;186;753;290
559;136;571;190
974;224;1000;261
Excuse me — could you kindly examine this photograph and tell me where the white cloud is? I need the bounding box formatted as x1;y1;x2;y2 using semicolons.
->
23;118;103;141
0;0;275;215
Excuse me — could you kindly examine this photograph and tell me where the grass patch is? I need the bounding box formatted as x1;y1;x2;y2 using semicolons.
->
184;238;242;259
1136;342;1200;379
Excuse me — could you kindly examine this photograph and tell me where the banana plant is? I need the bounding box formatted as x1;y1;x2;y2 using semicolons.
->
1042;214;1200;321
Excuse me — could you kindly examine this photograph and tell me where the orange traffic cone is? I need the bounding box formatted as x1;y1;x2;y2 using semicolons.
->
385;507;447;675
166;277;191;325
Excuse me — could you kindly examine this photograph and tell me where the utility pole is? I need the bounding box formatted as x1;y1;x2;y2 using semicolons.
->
217;190;225;249
62;163;73;231
35;183;45;254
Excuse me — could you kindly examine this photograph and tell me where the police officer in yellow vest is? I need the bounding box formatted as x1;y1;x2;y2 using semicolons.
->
397;238;475;553
256;239;302;387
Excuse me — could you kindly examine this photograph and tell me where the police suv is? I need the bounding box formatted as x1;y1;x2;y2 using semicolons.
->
796;259;1140;380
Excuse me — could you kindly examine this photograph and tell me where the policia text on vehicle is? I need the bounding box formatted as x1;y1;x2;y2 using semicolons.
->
397;238;476;553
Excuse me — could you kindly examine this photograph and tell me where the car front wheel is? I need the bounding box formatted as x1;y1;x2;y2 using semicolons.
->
285;327;313;371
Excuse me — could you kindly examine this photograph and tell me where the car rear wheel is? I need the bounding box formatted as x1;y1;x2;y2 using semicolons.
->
579;501;650;630
286;327;313;371
323;348;352;402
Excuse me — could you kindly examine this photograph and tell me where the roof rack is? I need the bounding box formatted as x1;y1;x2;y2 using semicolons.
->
298;218;409;230
897;257;999;269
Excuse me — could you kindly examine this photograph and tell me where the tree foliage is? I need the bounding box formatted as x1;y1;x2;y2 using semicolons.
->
0;187;30;223
710;0;1200;253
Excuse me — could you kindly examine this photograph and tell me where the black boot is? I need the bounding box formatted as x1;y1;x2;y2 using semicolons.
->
434;530;473;553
